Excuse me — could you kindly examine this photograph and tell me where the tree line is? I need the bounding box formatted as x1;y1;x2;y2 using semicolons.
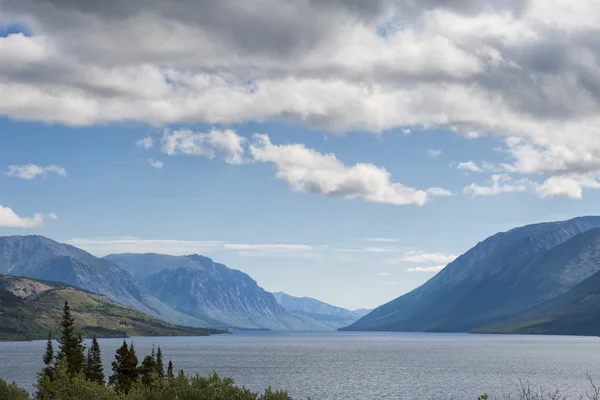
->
1;299;293;400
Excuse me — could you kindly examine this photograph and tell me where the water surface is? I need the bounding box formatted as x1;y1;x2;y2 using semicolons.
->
1;331;599;399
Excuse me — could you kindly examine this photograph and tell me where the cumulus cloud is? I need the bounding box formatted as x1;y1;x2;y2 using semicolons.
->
250;133;442;206
6;164;67;180
136;136;154;150
161;129;247;165
148;159;164;169
0;204;47;228
536;175;600;200
400;252;458;264
464;174;533;197
407;265;446;273
4;0;600;198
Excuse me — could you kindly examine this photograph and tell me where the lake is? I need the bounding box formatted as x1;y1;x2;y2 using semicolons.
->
1;331;600;399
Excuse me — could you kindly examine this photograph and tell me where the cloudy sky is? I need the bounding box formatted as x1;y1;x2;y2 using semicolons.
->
2;0;600;309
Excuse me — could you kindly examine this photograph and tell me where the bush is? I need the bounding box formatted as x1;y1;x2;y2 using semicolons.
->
0;376;31;400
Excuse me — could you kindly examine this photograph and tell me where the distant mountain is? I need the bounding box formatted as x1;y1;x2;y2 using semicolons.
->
273;292;369;328
343;216;600;332
0;275;223;341
0;236;210;327
106;253;346;330
473;228;600;335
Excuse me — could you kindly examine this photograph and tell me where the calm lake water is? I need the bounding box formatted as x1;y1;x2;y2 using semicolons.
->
1;331;600;399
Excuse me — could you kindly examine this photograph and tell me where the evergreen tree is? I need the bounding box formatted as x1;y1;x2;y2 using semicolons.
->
109;340;139;394
56;300;86;376
84;335;104;384
42;331;55;380
155;346;164;379
140;346;158;386
167;360;174;380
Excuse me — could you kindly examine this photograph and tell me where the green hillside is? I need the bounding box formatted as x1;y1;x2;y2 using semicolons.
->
0;275;225;341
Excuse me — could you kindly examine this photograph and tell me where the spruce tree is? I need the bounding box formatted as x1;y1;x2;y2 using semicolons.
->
56;300;86;376
84;335;104;384
167;360;174;380
155;346;164;379
140;347;158;386
109;340;139;394
42;331;55;380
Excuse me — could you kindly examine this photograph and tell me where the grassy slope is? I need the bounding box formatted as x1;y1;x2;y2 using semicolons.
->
0;275;226;341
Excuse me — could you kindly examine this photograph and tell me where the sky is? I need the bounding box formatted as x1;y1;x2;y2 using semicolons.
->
2;0;600;310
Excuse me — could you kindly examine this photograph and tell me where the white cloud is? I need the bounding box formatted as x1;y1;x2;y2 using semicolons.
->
536;175;600;200
400;252;458;264
0;204;45;228
407;265;446;273
249;134;443;206
377;272;392;276
426;149;442;158
457;161;484;173
136;136;154;150
363;238;398;243
148;159;164;169
334;247;402;253
162;129;247;165
6;164;67;180
4;0;600;199
66;237;316;257
464;174;533;197
387;281;399;286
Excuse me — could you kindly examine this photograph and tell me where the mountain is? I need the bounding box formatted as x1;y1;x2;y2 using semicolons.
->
273;292;369;328
106;253;345;330
0;236;210;327
343;216;600;332
0;275;224;341
473;228;600;335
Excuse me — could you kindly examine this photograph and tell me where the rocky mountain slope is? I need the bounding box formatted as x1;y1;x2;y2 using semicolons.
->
473;228;600;335
343;216;600;332
0;275;223;341
273;292;369;328
0;236;210;327
106;253;345;330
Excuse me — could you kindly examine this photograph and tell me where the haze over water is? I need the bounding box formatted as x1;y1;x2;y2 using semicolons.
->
2;332;600;399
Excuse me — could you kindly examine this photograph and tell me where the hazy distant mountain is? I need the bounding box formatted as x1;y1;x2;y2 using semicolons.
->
106;253;347;330
343;216;600;332
273;292;369;328
0;274;222;341
474;228;600;335
0;236;211;327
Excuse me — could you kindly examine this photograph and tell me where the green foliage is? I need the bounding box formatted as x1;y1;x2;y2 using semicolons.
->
85;335;105;384
0;376;30;400
35;358;119;400
42;332;55;380
139;347;158;386
166;360;174;380
109;341;139;394
155;347;164;379
56;300;86;376
477;395;489;400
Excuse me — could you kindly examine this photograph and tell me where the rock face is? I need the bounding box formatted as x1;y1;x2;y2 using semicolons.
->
0;236;208;327
106;253;346;330
273;292;369;328
343;216;600;332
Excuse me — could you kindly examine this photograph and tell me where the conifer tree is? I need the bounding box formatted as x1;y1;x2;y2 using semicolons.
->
109;340;139;394
42;331;55;380
155;346;164;379
85;335;104;384
140;346;158;386
167;360;174;380
56;300;86;376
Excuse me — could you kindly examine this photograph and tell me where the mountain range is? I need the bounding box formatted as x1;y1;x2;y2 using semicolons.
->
0;275;222;341
0;235;365;332
343;216;600;335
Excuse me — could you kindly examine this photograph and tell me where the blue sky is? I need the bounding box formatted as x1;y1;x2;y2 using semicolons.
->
3;117;600;309
2;0;600;309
